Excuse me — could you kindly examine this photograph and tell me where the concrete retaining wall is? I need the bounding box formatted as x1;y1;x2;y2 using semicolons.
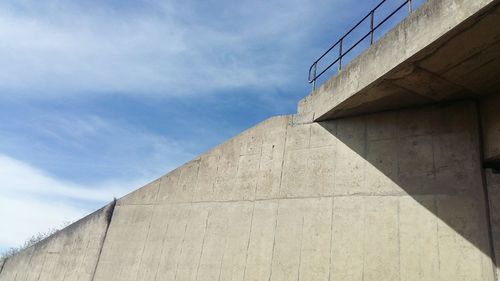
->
486;170;500;281
0;202;114;281
91;100;495;281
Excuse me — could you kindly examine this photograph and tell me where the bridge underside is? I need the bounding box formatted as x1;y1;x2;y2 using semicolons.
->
300;0;500;121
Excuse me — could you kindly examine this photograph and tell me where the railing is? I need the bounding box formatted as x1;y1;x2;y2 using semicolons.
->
308;0;414;90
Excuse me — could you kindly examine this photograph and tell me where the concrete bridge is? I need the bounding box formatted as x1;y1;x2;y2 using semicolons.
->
1;0;500;280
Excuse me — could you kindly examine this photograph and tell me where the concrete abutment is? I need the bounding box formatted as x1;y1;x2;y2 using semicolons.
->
1;0;500;280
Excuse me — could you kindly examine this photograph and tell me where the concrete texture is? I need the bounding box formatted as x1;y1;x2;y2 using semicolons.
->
486;170;500;281
299;0;500;121
0;202;114;281
2;0;499;279
481;94;500;162
88;101;495;281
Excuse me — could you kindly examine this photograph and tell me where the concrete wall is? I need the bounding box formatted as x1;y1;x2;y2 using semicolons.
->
482;93;500;281
90;100;495;281
0;202;114;281
1;1;498;278
481;94;500;162
486;170;500;281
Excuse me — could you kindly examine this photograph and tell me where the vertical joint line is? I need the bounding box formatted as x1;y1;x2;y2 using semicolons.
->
195;210;211;281
475;100;498;280
217;239;227;281
328;197;335;281
133;204;156;281
242;202;256;281
155;223;170;281
433;196;442;276
90;199;117;281
0;258;6;276
277;121;289;196
267;201;280;281
296;217;305;281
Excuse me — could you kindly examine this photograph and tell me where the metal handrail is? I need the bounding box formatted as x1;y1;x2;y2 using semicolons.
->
308;0;413;89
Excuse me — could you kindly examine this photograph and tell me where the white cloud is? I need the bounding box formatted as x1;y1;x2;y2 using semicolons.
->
0;111;199;249
0;155;135;202
0;110;198;182
0;154;143;248
0;0;351;100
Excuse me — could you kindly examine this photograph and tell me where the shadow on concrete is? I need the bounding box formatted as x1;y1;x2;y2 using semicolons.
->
318;100;496;267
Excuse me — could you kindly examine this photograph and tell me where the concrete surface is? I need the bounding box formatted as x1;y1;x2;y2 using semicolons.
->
486;170;500;281
481;94;500;162
90;101;495;281
2;0;499;279
0;202;114;281
299;0;500;121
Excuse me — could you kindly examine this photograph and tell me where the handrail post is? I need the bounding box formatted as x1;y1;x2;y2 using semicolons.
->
338;39;343;71
312;63;317;90
370;11;374;45
408;0;412;13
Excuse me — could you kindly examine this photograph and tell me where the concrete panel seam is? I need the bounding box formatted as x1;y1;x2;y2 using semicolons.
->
132;205;155;281
397;198;402;280
154;224;170;281
194;209;211;281
267;200;280;281
327;197;334;281
296;216;305;281
154;174;163;203
476;100;499;281
252;136;265;199
361;198;366;281
117;193;464;207
277;121;289;196
73;234;93;279
217;241;227;281
433;196;442;275
90;199;117;281
0;258;5;277
172;206;191;281
34;246;49;281
191;160;202;203
241;201;256;281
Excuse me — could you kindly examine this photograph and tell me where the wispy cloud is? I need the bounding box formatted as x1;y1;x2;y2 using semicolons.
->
0;154;140;247
0;109;197;182
0;108;201;249
0;0;422;251
0;0;353;99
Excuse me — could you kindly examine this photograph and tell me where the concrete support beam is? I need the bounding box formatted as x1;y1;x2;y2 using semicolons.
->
299;0;500;121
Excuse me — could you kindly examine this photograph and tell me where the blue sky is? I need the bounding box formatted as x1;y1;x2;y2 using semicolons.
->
0;0;425;250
